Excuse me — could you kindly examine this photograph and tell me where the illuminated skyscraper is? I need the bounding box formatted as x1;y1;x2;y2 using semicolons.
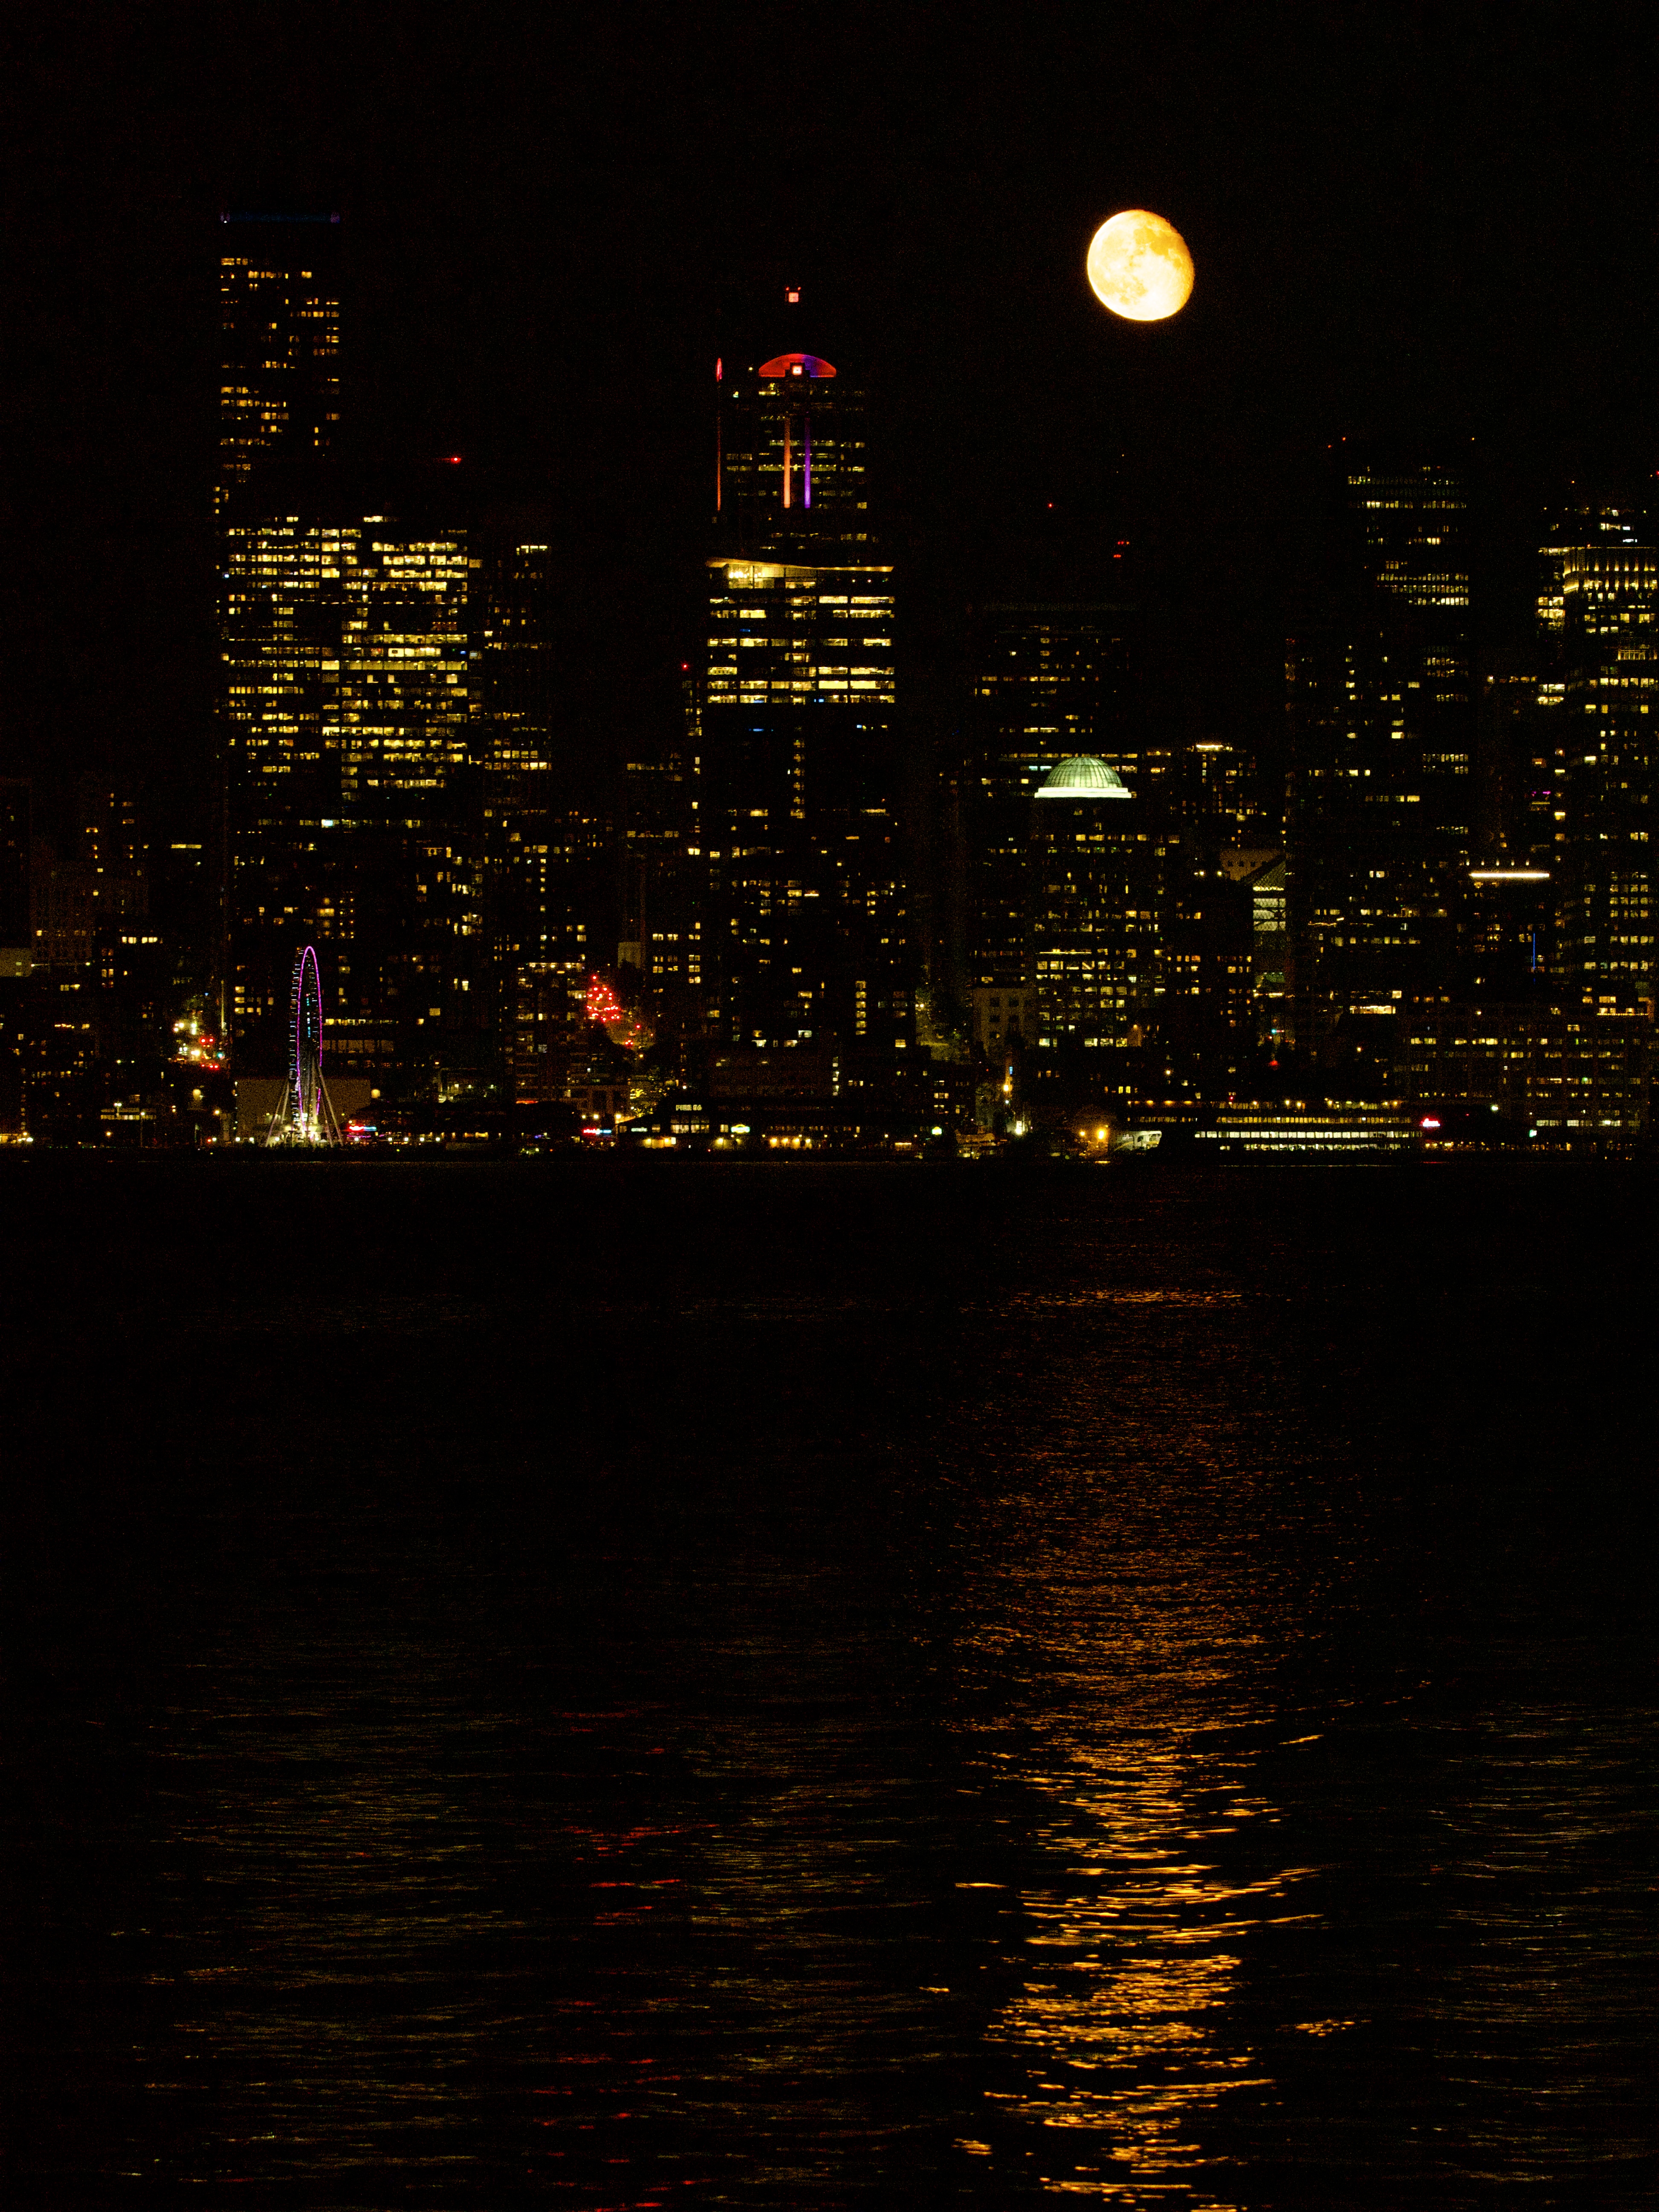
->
697;317;906;1077
1287;458;1476;1057
1548;514;1658;1010
701;550;899;1051
221;480;595;1099
960;605;1137;1039
215;189;604;1104
714;343;869;558
1029;755;1168;1065
217;213;341;510
222;498;480;1081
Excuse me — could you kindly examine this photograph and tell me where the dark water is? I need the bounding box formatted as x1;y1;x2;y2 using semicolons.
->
4;1159;1655;2208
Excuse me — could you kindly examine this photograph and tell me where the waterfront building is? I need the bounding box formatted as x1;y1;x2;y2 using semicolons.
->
1396;997;1649;1146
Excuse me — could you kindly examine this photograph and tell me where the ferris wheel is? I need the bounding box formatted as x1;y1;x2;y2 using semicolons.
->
263;945;343;1146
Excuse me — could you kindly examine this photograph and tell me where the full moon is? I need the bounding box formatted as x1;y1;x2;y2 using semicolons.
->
1086;210;1194;322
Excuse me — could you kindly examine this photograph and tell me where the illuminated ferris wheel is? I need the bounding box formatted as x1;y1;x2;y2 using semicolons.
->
263;944;343;1146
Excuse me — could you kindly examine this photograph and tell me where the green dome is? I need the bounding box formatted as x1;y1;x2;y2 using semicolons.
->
1034;754;1132;799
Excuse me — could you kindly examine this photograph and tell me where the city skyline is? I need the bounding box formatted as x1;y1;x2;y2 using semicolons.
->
7;20;1657;2206
9;9;1659;821
3;7;1656;1152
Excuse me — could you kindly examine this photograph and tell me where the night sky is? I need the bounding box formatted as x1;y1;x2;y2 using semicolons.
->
7;2;1658;830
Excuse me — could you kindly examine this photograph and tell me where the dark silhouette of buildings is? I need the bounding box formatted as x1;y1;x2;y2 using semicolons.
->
217;212;341;510
1287;458;1476;1071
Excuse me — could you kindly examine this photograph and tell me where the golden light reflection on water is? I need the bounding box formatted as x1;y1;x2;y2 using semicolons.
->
983;1732;1310;2202
955;1413;1316;2203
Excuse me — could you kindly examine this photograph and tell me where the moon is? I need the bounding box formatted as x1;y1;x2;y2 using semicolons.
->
1086;210;1194;322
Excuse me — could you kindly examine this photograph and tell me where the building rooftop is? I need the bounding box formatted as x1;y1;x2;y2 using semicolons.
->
757;352;837;379
1034;755;1132;799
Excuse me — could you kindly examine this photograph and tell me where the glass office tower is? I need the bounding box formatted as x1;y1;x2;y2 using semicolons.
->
697;314;907;1083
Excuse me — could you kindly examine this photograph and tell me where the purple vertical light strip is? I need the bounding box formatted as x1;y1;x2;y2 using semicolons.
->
803;415;811;509
291;951;303;1127
295;945;321;1129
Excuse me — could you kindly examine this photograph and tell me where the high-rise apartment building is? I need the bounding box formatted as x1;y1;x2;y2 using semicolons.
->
217;213;341;509
1287;458;1476;1057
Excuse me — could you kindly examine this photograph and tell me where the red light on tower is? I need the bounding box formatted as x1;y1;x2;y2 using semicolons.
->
785;285;800;304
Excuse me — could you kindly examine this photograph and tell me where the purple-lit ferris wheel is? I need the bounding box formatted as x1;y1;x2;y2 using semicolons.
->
263;944;342;1145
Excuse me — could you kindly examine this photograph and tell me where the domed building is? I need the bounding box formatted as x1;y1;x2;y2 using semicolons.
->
1033;755;1133;802
1030;754;1167;1058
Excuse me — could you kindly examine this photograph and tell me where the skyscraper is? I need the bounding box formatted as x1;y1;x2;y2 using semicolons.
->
1029;754;1167;1067
222;500;468;1077
474;538;605;1101
217;213;341;510
1287;457;1476;1059
215;189;605;1111
959;604;1136;1042
715;343;870;558
620;674;702;1013
1547;511;1658;1010
696;317;906;1080
0;782;30;975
